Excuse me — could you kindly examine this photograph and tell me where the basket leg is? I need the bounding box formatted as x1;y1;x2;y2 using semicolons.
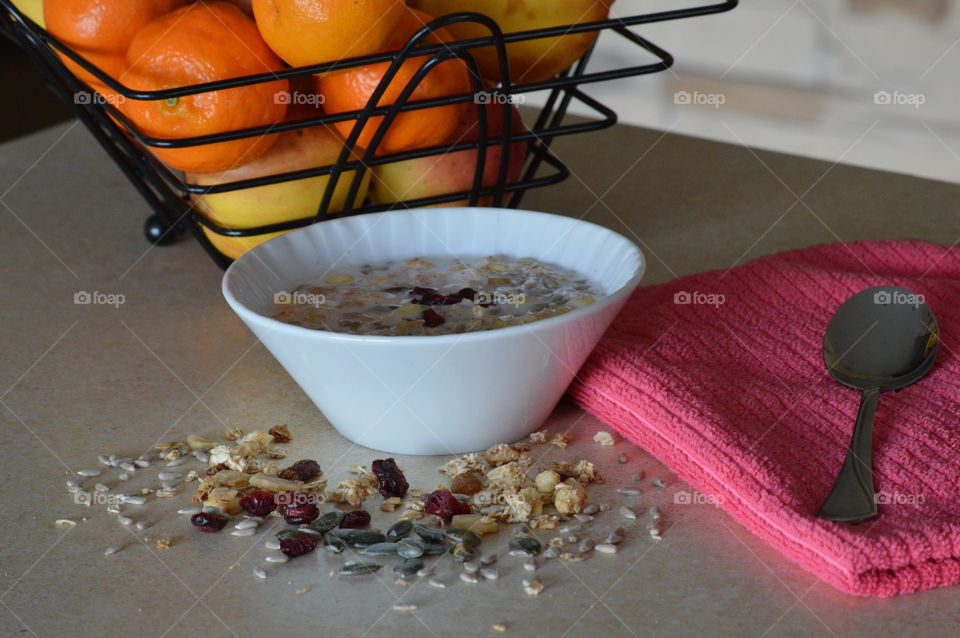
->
143;214;185;246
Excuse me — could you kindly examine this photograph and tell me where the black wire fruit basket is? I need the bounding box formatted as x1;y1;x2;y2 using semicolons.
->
1;0;736;269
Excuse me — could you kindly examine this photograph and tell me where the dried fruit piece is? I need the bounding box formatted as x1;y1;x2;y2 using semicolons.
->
277;459;322;482
451;472;484;496
421;308;445;328
339;509;371;529
191;511;228;533
279;532;319;557
553;479;587;515
424;489;471;523
535;470;561;494
371;458;409;498
267;424;292;443
278;492;319;524
239;490;277;517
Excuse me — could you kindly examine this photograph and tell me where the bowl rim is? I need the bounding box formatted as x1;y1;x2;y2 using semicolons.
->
222;207;645;345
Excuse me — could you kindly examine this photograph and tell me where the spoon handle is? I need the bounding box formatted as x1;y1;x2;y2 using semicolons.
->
818;387;880;523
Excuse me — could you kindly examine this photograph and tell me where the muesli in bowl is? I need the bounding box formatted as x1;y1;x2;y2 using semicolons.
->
222;207;644;454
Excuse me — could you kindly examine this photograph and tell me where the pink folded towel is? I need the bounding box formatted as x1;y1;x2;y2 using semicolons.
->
569;240;960;597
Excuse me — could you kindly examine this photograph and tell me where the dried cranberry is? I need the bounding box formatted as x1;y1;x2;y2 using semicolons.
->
424;489;471;523
277;459;322;482
191;511;229;533
278;491;319;524
411;286;462;306
371;458;409;498
339;509;371;529
421;308;445;328
279;532;319;557
456;288;477;302
239;490;277;517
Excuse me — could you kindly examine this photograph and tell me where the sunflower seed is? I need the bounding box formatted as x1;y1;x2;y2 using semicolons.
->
651;478;668;488
565;534;579;544
201;505;224;515
253;567;267;580
392;604;417;614
598;503;611;512
414;524;447;543
523;559;537;572
387;520;414;541
94;483;109;492
136;519;153;530
66;479;80;488
492;623;507;634
235;519;259;530
542;547;558;559
117;515;133;526
649;506;661;522
161;480;180;489
338;562;382;576
177;507;201;515
616;488;641;496
416;567;433;578
157;472;181;482
428;578;446;589
307;511;344;535
479;553;497;566
104;546;120;556
649;526;662;541
603;533;623;545
581;504;600;515
393;558;424;577
508;550;530;558
361;542;400;556
463;560;480;573
264;539;281;550
558;522;582;534
480;568;500;581
618;454;628;464
98;455;113;466
134;459;151;468
119;462;137;473
421;541;447;556
578;539;595;553
77;469;101;477
121;495;146;505
595;543;619;554
620;506;637;520
460;572;480;584
522;578;544;596
508;537;541;556
265;554;289;564
106;504;121;514
194;451;210;464
165;457;187;467
397;539;424;558
231;528;256;537
118;473;130;481
574;514;594;523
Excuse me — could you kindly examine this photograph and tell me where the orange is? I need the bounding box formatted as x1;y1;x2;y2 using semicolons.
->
316;8;471;155
252;0;406;68
44;0;187;87
119;2;289;173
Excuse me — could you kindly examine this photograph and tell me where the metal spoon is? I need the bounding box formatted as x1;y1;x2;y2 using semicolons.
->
819;286;939;523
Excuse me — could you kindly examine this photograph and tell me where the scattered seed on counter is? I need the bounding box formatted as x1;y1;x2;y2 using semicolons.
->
428;578;446;589
460;572;480;584
118;473;130;481
234;519;259;530
542;547;558;559
392;604;417;614
617;454;628;464
581;504;599;516
492;623;507;634
649;526;663;541
479;554;497;566
463;560;480;574
166;457;187;467
93;483;109;493
620;506;637;520
104;546;120;556
480;568;500;581
598;503;610;512
593;431;615;446
98;455;112;467
119;462;136;472
264;539;281;551
177;507;201;516
253;566;267;580
157;472;181;482
134;459;151;468
578;539;595;554
574;514;594;523
55;519;77;527
523;559;537;572
77;469;101;477
649;507;661;522
595;543;619;554
616;488;641;497
136;520;153;530
338;562;382;576
522;578;544;597
265;554;289;564
231;528;256;537
121;495;146;505
652;479;668;488
117;515;133;526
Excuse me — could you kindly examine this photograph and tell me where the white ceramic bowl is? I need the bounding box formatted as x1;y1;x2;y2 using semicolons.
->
222;207;644;454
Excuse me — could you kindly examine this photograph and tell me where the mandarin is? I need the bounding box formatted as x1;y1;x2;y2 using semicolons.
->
119;2;288;173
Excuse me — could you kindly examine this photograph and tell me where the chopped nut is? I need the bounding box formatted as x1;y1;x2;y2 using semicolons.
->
534;470;561;495
328;475;378;506
487;462;531;489
593;431;615;446
528;431;547;444
224;428;243;441
192;470;249;502
573;459;602;485
155;537;172;551
550;433;571;448
528;514;559;530
522;578;544;597
504;487;542;522
553;479;587;515
483;443;529;467
267;424;292;443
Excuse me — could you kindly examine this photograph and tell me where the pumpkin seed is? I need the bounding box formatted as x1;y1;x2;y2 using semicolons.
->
508;537;541;556
393;557;424;577
338;562;382;576
414;524;447;543
307;511;344;535
387;520;413;541
420;541;447;556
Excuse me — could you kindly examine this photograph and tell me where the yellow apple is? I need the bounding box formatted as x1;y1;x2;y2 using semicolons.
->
371;103;526;207
188;124;371;260
10;0;44;26
409;0;613;83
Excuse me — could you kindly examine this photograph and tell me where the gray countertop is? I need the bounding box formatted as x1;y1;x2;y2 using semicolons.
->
1;120;958;638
